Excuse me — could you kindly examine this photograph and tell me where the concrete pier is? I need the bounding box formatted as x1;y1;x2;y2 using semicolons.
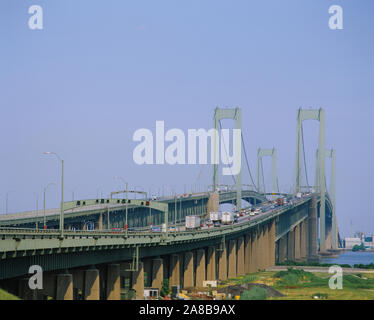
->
151;258;164;290
206;246;217;280
228;240;237;278
195;249;206;287
237;237;245;276
132;261;144;300
183;252;194;288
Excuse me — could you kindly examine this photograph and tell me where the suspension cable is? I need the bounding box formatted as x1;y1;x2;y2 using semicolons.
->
241;132;258;191
261;157;266;194
218;120;236;186
301;122;310;191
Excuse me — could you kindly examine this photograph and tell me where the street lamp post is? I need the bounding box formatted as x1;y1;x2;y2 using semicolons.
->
43;182;56;229
113;176;128;235
44;152;64;237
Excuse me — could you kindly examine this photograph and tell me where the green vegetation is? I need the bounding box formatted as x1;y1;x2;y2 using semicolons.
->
273;268;326;288
354;263;374;269
352;244;366;252
276;260;351;268
240;286;267;300
0;288;20;300
160;279;170;297
236;274;259;285
123;289;136;300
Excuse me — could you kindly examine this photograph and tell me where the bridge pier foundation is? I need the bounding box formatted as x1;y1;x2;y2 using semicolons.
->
132;261;144;300
244;234;251;274
278;235;287;262
170;254;181;287
183;252;194;288
250;231;257;272
227;240;237;278
84;268;100;300
18;278;37;300
237;237;245;276
56;273;73;300
308;195;319;262
294;225;301;261
287;230;295;261
143;259;153;287
300;220;308;260
270;220;276;267
195;249;206;287
217;242;227;280
206;246;217;280
151;258;164;290
106;264;121;300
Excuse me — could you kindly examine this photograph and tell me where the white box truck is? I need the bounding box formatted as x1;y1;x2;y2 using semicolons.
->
185;215;201;229
209;211;222;222
221;212;234;225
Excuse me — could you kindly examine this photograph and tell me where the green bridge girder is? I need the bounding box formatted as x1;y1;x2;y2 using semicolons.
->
0;195;335;280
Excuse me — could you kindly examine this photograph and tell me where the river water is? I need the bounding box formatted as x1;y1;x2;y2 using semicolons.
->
321;251;374;266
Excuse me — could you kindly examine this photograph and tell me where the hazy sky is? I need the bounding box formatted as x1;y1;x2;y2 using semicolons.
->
1;0;373;237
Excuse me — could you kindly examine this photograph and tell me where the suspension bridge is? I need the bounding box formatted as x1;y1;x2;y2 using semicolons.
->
0;107;339;300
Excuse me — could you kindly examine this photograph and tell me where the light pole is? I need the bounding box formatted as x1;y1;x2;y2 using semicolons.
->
114;176;128;235
43;182;56;229
44;152;64;237
33;192;39;229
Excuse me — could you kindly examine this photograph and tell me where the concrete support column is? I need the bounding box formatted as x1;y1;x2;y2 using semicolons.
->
18;278;37;300
106;264;120;300
183;252;194;288
325;228;332;250
84;268;100;300
244;234;251;274
257;226;264;271
270;220;276;267
143;259;153;287
308;195;318;261
237;237;245;276
262;226;268;269
278;235;287;262
250;231;258;272
170;254;180;287
287;230;295;261
151;258;163;290
227;240;237;278
300;220;308;260
206;246;217;280
294;224;301;261
132;261;144;300
56;273;73;300
195;249;206;287
217;242;227;280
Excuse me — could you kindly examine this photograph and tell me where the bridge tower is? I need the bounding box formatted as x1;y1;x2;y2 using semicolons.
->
213;107;242;210
315;148;337;250
257;148;277;195
296;108;327;252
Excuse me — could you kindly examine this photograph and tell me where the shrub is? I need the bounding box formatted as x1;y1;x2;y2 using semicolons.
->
240;286;267;300
160;279;170;297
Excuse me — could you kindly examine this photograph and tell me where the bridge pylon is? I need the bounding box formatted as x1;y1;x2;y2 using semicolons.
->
213;107;242;210
315;148;337;250
257;148;277;196
296;108;326;252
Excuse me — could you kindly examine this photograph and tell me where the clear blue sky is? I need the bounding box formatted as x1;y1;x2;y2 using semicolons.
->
1;0;373;237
